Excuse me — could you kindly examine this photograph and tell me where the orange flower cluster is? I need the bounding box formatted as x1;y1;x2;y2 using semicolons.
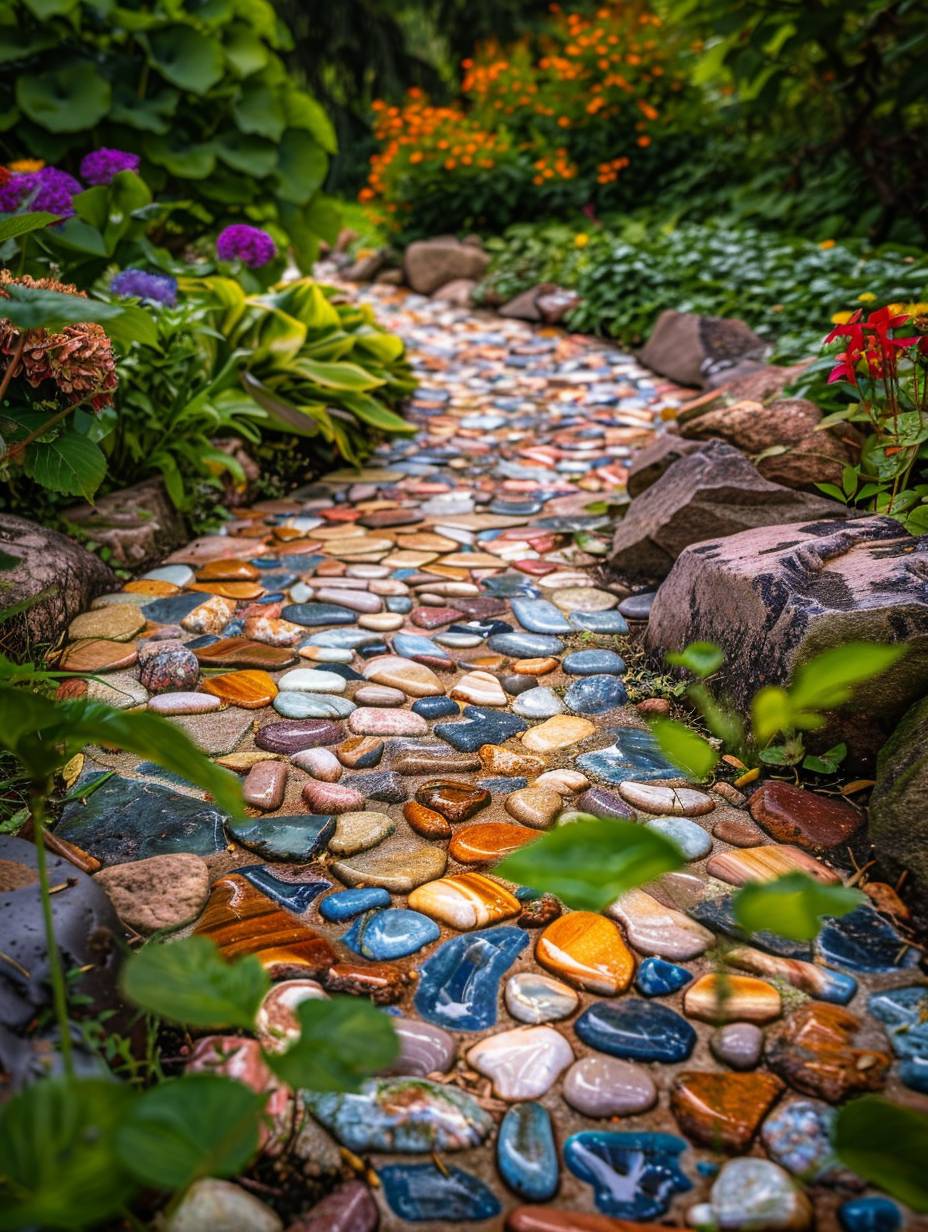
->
532;147;578;186
596;155;630;184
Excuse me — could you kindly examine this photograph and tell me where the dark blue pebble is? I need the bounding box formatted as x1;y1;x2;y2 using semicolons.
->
477;776;528;793
635;957;693;997
140;592;206;623
576;728;684;784
415;927;529;1031
817;906;920;972
565;674;628;715
359;641;390;658
435;706;528;752
497;1102;559;1201
564;1131;692;1219
342;908;440;961
575;999;696;1063
412;696;460;719
239;867;330;912
838;1197;902;1232
618;591;656;620
281;602;358;627
869;985;928;1092
689;895;811;960
309;662;364;681
320;886;391;922
562;649;626;676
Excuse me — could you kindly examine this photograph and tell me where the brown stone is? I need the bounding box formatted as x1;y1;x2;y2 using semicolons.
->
748;780;861;850
403;801;452;839
639;310;767;389
322;961;411;1004
201;669;277;709
94;853;210;934
670;1071;784;1151
765;1003;891;1103
508;1209;679;1232
194;875;335;974
57;639;139;674
449;821;538;864
415;780;490;823
193;637;297;669
404;237;490;295
712;813;767;847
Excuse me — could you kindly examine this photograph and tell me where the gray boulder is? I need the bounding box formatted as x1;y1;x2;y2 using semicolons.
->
0;512;115;660
610;440;849;578
647;516;928;761
403;237;490;295
639;309;769;388
64;477;186;570
869;694;928;901
626;434;703;498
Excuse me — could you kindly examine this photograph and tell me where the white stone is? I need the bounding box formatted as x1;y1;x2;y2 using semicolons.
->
277;668;347;694
466;1026;573;1100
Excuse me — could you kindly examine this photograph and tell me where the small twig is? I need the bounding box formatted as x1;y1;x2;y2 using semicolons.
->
0;332;26;403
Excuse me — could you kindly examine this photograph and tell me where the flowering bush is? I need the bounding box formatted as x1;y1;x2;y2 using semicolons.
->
216;224;278;270
362;2;686;239
109;269;178;307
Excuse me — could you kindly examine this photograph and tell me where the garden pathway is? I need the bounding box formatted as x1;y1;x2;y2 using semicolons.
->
56;281;923;1231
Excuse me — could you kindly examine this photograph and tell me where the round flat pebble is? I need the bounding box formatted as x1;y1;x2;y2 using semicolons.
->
504;972;579;1024
563;1055;657;1117
644;815;713;860
561;649;625;676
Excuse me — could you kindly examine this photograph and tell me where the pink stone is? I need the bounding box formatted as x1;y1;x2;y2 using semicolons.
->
243;760;288;811
347;708;428;736
301;779;366;813
291;748;342;781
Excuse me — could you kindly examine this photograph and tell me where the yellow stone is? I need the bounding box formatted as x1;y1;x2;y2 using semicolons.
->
683;973;782;1024
521;715;596;753
535;911;635;995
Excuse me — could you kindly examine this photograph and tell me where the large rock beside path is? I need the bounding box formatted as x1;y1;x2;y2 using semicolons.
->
610;440;850;578
639;309;768;388
403;237;490;295
64;476;187;569
0;512;115;660
647;515;928;761
869;694;928;903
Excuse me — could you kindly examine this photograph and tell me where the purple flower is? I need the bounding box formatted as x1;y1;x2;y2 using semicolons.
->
0;167;82;218
216;223;277;269
110;268;178;307
80;147;141;186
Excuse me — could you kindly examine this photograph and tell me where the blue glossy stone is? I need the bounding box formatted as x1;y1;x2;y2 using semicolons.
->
320;886;391;922
343;908;440;961
575;999;696;1063
226;814;335;862
497;1102;558;1201
817;906;920;972
141;592;205;623
306;1079;492;1154
412;696;460;719
487;631;564;657
635;957;693;997
838;1197;902;1232
569;610;629;634
435;706;528;751
393;632;449;661
564;674;628;715
689;895;811;960
387;596;413;614
510;598;572;634
869;985;928;1092
379;1164;502;1223
415;927;529;1031
282;602;358;627
562;649;626;676
576;729;683;784
239;866;330;912
564;1131;692;1219
644;815;712;860
482;575;540;597
252;572;297;591
359;641;389;658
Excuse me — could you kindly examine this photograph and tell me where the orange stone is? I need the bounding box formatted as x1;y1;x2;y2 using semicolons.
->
201;669;278;708
507;1208;684;1232
193;638;296;669
765;1002;892;1103
196;559;261;581
122;579;180;597
403;801;452;840
194;875;335;973
670;1071;784;1151
408;872;521;930
189;580;265;600
449;821;539;864
57;639;139;674
535;911;635;995
683;973;782;1024
513;657;560;676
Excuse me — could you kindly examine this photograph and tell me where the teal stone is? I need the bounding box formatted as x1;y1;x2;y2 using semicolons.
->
320;887;392;922
562;649;625;675
564;674;628;715
226;814;335;861
644;816;712;860
839;1197;902;1232
869;985;928;1093
239;866;330;912
57;773;227;864
577;728;682;783
510;598;572;634
487;631;564;657
415;927;529;1031
342;908;440;960
273;691;356;719
379;1164;501;1223
304;1078;493;1153
497;1102;558;1201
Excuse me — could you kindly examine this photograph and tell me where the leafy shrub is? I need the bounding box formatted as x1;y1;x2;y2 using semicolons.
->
362;2;686;239
477;218;928;360
0;0;339;266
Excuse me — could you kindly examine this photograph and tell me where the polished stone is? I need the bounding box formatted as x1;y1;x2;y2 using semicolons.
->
564;675;628;715
563;1056;657;1117
415;780;490;823
635;956;693;997
331;839;447;893
816;905;919;972
535;912;635;995
342;907;440;960
512;686;565;719
497;1103;559;1202
379;1164;502;1223
562;649;625;676
689;1158;812;1232
618;782;715;816
319;886;391;922
522;715;595;753
436;705;529;751
193;875;335;972
749;780;861;851
329;810;395;855
563;1131;692;1220
576;998;696;1063
670;1070;784;1151
409;872;521;929
255;719;344;753
684;973;782;1024
226;814;335;862
608;889;714;960
469;1025;573;1100
386;1018;457;1078
414;927;529;1031
449;821;539;864
576;729;681;782
869;985;928;1094
504;972;579;1024
239;867;330;913
711;1022;765;1071
765;1002;891;1102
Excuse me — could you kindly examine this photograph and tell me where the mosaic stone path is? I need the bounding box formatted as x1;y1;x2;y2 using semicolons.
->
54;282;925;1232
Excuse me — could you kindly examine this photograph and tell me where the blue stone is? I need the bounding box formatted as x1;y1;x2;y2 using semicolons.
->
252;572;297;592
435;706;528;751
320;886;391;922
618;591;656;620
312;662;365;681
226;814;335;862
482;575;540;598
635;957;693;997
644;816;712;860
562;649;625;676
689;895;811;960
239;866;330;912
379;1164;502;1223
387;596;413;614
412;696;460;719
221;619;244;636
869;985;928;1092
817;906;920;972
575;999;696;1063
487;632;564;657
342;908;440;961
761;1098;838;1181
342;770;408;803
577;729;683;784
510;598;572;634
564;1131;692;1219
307;629;382;649
415;927;529;1031
282;602;358;627
569;610;630;634
393;632;449;661
497;1102;558;1201
839;1197;902;1232
477;776;527;793
141;592;206;623
260;553;324;571
359;641;389;658
489;500;543;516
564;674;628;715
306;1079;492;1154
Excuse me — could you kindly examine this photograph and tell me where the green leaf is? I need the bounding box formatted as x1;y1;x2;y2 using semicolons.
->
732;872;864;942
832;1096;928;1212
816;481;847;502
0;1078;135;1231
101;301;159;350
147;26;224;94
264;997;398;1092
215;130;277;176
752;685;795;744
789;642;908;712
21;0;79;15
115;1075;263;1192
233;83;286;139
0;211;58;241
25;433;107;501
494;818;685;912
16;64;110;133
276;128;328;204
120;936;268;1027
224;24;270;76
666;641;725;677
292;358;385;391
144;133;217;178
285;91;338;154
802;742;847;774
0;283;125;331
650;718;719;780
